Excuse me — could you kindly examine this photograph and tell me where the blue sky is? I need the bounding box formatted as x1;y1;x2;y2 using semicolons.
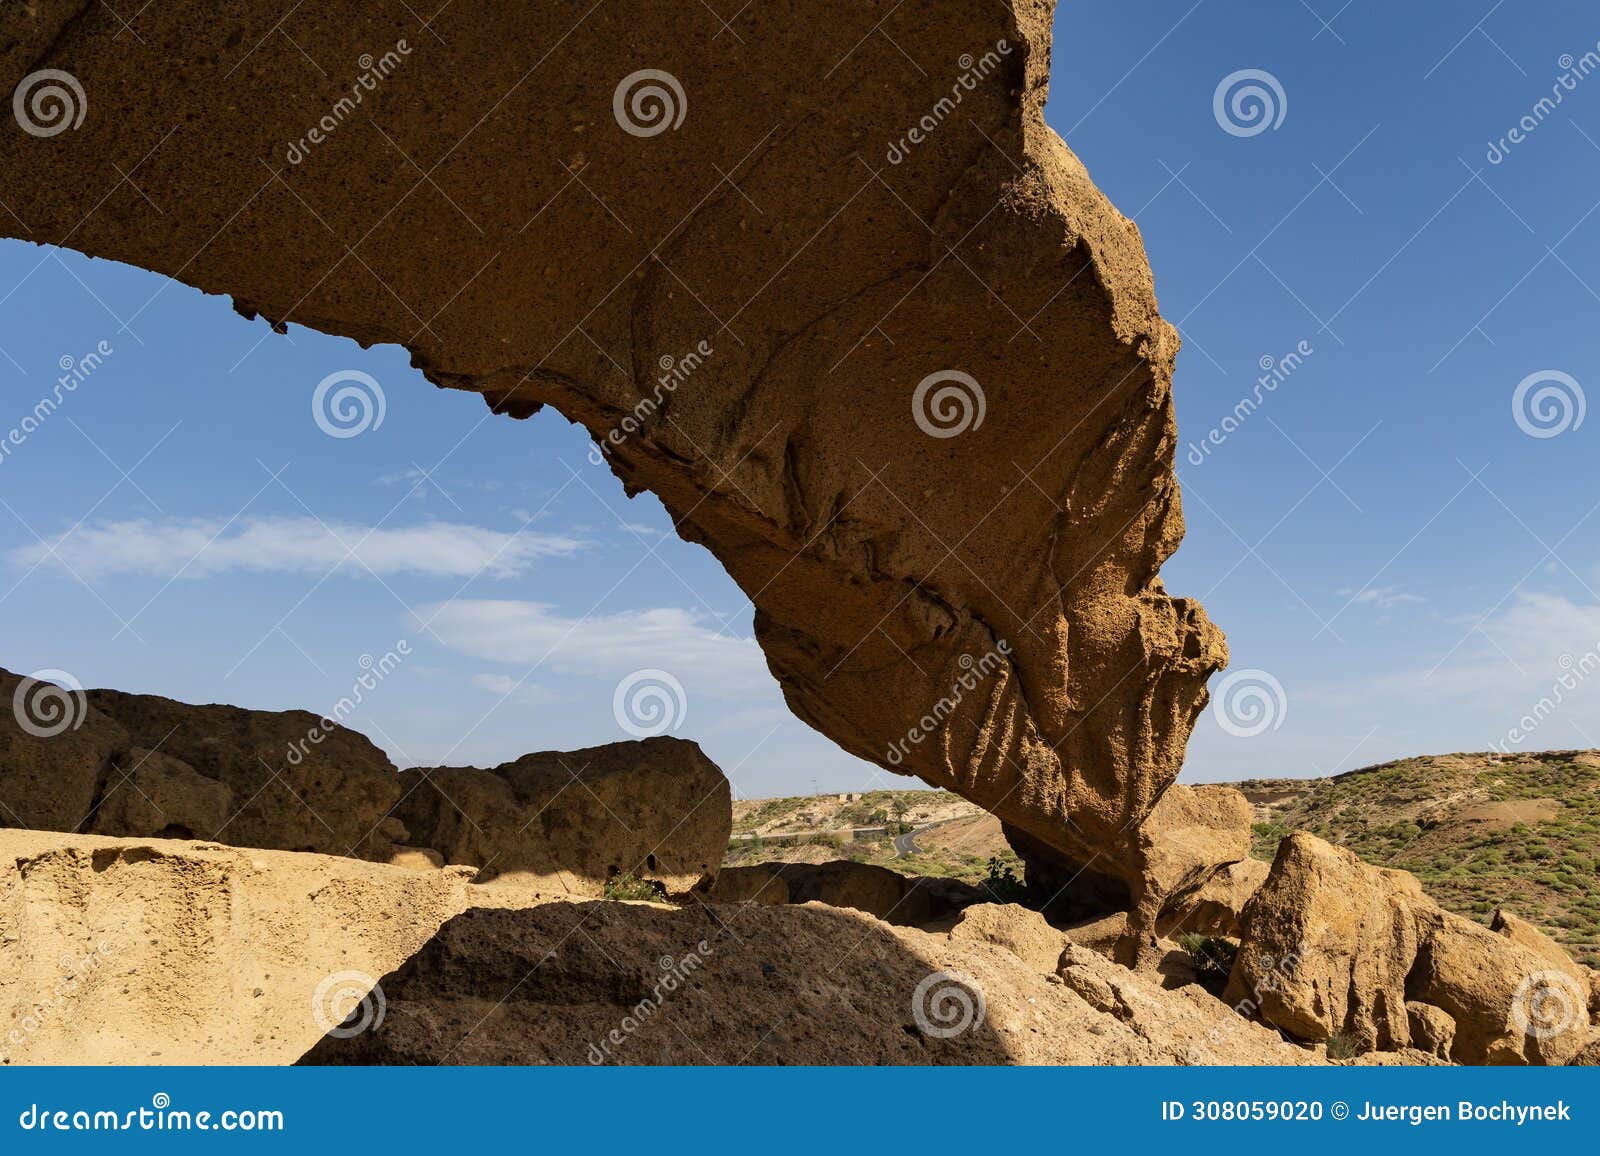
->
3;0;1599;795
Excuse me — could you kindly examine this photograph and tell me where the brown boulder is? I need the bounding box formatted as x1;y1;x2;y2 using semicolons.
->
1225;833;1424;1051
86;747;231;841
395;738;729;896
1157;857;1269;940
86;689;403;859
0;0;1224;903
0;668;126;832
1409;906;1592;1066
948;903;1065;974
1405;1000;1455;1061
696;864;790;906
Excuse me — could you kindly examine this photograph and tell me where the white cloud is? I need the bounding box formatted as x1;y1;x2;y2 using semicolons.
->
469;672;553;703
1337;585;1426;609
10;517;585;580
421;600;768;694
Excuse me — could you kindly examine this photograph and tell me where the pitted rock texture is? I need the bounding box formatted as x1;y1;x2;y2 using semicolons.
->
0;1;1225;902
1228;833;1598;1065
395;738;730;896
85;687;406;859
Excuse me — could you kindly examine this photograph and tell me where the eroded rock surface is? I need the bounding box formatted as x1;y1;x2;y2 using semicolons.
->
0;0;1224;904
395;738;730;896
1229;833;1597;1065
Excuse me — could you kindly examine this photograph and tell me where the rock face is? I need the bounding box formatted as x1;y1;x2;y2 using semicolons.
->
0;828;494;1064
85;747;232;841
1225;833;1426;1052
395;738;730;896
86;688;404;859
0;669;127;832
299;894;1309;1066
1228;833;1597;1065
0;0;1225;906
697;859;981;926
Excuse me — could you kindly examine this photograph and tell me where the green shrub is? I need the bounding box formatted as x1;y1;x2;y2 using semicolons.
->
603;873;664;902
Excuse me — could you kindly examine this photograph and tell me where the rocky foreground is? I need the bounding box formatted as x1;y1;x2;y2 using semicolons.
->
3;670;1599;1065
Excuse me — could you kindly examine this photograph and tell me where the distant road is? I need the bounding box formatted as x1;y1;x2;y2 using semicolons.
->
894;827;923;856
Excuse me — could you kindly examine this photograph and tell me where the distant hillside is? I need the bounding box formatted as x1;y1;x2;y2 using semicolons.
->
1235;750;1600;966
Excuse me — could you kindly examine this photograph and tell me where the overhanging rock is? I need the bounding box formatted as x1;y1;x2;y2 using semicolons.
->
0;1;1225;906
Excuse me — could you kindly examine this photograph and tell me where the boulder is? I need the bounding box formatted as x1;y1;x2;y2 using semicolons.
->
0;668;126;832
948;903;1066;974
1405;1000;1455;1061
395;738;729;896
1224;833;1424;1051
86;689;404;859
0;0;1225;903
86;747;232;841
1157;857;1269;940
779;861;982;926
697;864;790;906
1230;833;1595;1066
1409;906;1592;1066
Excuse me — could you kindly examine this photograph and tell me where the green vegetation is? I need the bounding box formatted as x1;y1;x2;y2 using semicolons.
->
1178;933;1237;996
1238;750;1600;966
602;873;664;902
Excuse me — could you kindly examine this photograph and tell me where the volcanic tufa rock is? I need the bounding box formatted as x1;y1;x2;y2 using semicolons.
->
86;747;233;841
0;668;128;832
86;688;406;859
1229;833;1596;1064
394;738;730;896
0;1;1225;910
1224;833;1425;1053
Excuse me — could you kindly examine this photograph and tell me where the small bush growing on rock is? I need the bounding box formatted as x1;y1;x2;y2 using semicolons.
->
602;873;664;902
1177;933;1237;996
1325;1035;1361;1061
981;856;1028;905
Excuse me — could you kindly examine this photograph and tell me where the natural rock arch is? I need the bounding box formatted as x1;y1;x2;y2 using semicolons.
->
0;0;1225;925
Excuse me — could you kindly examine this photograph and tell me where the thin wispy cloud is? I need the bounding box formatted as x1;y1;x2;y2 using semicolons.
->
9;517;585;580
421;600;767;692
